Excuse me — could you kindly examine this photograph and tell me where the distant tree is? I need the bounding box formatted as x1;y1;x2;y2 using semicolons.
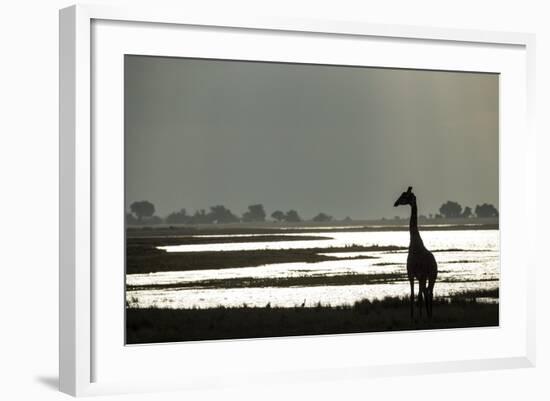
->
462;206;473;219
130;200;155;222
285;210;301;223
439;201;462;219
126;212;138;225
189;209;211;224
434;214;443;219
343;216;352;222
242;204;266;222
165;208;189;224
312;212;332;222
271;210;285;222
475;203;499;218
208;205;240;224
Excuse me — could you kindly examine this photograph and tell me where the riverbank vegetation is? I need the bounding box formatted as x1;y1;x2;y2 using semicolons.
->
126;289;499;344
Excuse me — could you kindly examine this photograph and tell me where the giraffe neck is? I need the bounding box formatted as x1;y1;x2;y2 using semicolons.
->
409;200;424;249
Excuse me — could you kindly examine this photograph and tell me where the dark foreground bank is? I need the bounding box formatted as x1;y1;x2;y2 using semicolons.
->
126;291;498;344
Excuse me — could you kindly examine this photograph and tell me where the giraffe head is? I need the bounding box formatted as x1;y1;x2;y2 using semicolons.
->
394;186;416;207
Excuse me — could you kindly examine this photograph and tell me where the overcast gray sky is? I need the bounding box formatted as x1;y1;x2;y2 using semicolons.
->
125;55;498;220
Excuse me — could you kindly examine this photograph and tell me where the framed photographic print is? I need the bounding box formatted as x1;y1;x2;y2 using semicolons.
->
59;4;536;397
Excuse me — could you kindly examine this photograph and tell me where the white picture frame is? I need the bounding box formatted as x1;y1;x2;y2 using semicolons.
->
59;4;536;397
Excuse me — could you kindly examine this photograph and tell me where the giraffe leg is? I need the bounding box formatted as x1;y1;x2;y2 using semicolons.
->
418;279;426;319
423;286;429;317
427;280;435;318
409;278;414;319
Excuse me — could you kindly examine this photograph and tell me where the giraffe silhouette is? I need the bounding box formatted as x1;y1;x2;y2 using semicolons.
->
394;186;438;318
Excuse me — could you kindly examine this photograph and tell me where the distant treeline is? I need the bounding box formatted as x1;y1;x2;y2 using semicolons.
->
126;201;338;225
439;201;498;219
126;200;498;226
385;201;498;222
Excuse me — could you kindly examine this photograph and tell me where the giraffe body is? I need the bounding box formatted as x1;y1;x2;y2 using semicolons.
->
394;187;438;318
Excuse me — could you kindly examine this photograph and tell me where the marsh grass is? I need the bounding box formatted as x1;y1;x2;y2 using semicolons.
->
126;290;499;344
126;272;497;291
126;272;409;291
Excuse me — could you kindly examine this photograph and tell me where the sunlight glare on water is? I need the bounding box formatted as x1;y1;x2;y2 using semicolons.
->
158;230;496;253
127;229;499;309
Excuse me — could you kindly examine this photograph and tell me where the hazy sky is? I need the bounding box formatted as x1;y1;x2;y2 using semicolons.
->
125;55;498;220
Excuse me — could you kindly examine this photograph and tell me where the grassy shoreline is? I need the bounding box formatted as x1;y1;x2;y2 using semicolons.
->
126;290;499;344
128;234;332;246
126;244;405;274
127;272;499;291
127;272;410;290
127;219;499;238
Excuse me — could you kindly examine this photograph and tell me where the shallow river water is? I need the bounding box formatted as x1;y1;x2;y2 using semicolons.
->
126;229;499;309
